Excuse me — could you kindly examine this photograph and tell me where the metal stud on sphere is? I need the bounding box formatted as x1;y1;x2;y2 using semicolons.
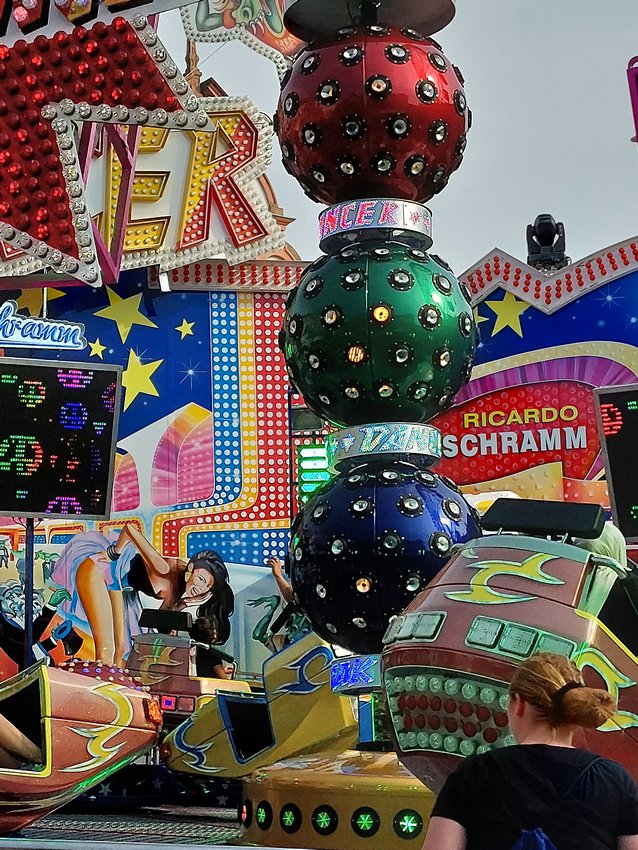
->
275;25;470;205
289;461;481;655
280;240;477;426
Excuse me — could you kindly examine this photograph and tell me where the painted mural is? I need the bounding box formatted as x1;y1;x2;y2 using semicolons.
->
180;0;304;78
0;270;292;679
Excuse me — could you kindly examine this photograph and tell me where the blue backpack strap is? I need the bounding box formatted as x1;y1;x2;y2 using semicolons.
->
557;755;601;801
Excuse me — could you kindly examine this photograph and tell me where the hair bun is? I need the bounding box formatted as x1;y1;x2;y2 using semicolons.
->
551;681;583;704
559;686;617;729
510;652;618;730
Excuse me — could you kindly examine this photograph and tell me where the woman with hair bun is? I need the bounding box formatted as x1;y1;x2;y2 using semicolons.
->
423;653;638;850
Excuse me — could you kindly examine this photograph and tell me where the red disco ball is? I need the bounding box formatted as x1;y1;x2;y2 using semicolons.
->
275;25;470;205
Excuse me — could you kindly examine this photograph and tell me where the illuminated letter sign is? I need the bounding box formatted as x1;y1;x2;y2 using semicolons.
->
326;423;442;472
0;301;86;351
318;199;433;253
330;655;380;692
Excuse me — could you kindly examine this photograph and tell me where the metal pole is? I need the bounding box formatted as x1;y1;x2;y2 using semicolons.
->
22;517;35;670
360;0;380;25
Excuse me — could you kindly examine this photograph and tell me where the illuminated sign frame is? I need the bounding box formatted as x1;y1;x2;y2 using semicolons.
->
326;422;442;473
0;357;122;520
318;198;433;254
594;383;638;543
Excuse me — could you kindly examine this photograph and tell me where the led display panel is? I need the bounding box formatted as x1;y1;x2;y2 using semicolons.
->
594;383;638;542
0;358;122;519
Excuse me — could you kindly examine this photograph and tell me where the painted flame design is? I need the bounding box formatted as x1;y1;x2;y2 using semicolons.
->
62;682;135;773
445;551;563;605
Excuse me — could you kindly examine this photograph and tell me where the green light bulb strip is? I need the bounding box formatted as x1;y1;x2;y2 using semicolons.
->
245;798;426;840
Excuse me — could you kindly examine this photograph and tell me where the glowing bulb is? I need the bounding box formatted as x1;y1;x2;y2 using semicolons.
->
373;305;391;323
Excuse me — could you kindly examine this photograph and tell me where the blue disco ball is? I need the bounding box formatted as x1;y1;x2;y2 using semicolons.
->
289;461;481;654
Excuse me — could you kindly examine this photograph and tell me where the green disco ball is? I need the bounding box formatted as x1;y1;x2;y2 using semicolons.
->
280;241;477;426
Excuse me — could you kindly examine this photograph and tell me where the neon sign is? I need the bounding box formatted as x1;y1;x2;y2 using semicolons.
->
330;655;380;692
0;301;86;350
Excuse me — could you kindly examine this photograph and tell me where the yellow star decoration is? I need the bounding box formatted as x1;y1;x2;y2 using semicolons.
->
175;319;194;340
16;287;65;317
88;338;107;359
95;288;158;344
485;291;530;338
122;350;163;411
473;307;489;326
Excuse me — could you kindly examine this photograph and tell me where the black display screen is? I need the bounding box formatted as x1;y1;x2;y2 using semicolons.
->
595;383;638;542
0;359;122;519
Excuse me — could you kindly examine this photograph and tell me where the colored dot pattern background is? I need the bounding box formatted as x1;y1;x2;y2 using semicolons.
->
156;292;292;565
174;292;243;511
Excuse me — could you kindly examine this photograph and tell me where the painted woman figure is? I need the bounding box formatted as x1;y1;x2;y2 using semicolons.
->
53;524;234;666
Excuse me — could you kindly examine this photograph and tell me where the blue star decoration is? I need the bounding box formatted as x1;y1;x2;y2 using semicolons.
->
340;433;355;451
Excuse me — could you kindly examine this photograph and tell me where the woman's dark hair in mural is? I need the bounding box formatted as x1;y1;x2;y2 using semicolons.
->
179;551;234;644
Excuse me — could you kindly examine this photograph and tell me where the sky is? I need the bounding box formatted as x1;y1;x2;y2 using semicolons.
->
158;0;638;277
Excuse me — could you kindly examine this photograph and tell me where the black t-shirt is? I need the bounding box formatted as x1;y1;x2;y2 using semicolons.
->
194;644;223;678
432;745;638;850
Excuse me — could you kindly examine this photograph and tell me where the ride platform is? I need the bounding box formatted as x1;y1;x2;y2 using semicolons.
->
1;807;240;847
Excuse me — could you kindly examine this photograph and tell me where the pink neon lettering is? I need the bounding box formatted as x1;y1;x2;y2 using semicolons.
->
378;201;399;226
320;208;339;239
354;200;377;227
339;203;356;230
